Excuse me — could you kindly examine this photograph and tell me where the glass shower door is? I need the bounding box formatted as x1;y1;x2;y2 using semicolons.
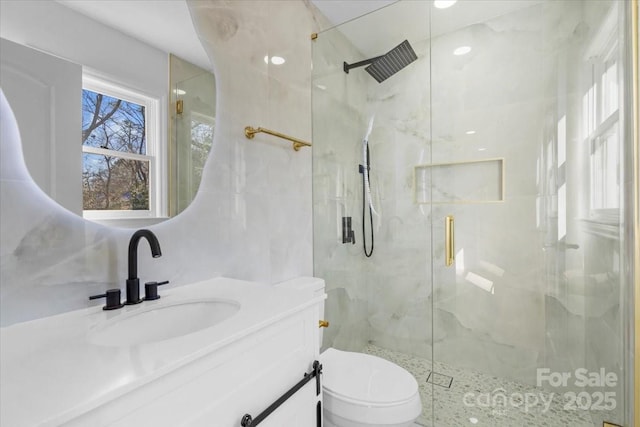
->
311;2;434;425
429;1;628;426
169;55;216;216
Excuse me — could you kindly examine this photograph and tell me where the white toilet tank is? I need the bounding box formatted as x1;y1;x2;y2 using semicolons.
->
275;277;326;347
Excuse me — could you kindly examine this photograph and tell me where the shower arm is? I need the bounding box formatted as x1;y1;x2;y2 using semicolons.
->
343;55;384;74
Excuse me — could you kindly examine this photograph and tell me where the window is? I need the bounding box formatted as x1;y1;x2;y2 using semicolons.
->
187;112;214;200
582;6;620;217
82;75;163;220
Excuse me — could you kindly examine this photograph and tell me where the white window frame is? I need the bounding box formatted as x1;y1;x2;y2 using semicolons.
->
81;74;165;221
582;4;621;219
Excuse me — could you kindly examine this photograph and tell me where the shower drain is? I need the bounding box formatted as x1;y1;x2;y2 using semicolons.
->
426;371;453;388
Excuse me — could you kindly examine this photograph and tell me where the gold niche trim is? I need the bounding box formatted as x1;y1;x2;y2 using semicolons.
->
631;1;639;426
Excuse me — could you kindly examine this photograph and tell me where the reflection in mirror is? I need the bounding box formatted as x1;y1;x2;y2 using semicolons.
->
169;54;216;216
81;76;160;220
0;0;215;227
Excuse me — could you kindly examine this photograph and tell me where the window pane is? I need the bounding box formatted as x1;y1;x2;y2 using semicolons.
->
83;153;149;210
589;127;619;211
601;59;618;120
603;130;619;208
82;89;146;155
190;118;214;198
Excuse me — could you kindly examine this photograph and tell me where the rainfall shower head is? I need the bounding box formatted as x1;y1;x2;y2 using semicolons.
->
343;40;417;83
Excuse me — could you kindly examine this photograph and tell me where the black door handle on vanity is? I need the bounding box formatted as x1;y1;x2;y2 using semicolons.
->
240;360;322;427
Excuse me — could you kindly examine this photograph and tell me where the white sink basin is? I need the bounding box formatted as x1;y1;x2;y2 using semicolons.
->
89;299;240;347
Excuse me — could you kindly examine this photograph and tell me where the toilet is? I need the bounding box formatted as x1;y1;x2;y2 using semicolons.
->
275;277;422;427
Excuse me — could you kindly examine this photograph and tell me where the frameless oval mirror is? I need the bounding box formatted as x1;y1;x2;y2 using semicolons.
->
0;1;214;227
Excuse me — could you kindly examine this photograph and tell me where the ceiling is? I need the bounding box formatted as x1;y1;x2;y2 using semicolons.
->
56;0;210;70
55;0;385;71
56;0;542;69
310;0;396;27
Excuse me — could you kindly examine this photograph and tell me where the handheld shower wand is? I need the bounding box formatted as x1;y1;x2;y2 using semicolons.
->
362;116;378;217
360;116;377;257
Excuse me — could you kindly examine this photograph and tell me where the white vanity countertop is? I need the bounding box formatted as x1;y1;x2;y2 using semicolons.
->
0;277;322;427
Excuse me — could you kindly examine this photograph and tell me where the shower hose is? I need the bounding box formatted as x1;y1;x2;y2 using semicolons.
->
361;144;374;257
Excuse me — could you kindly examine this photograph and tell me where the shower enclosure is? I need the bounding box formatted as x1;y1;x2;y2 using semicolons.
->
169;54;216;216
312;1;635;426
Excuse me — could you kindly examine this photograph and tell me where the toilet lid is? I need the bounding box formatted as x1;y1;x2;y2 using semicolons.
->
320;348;419;405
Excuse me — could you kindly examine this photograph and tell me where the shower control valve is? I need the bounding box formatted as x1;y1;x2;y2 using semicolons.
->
342;216;356;244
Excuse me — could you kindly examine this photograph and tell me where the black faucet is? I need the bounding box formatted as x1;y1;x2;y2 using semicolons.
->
125;229;162;305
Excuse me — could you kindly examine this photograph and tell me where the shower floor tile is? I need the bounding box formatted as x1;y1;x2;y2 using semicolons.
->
363;344;597;427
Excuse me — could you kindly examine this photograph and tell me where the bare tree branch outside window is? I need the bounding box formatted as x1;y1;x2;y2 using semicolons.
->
82;89;149;211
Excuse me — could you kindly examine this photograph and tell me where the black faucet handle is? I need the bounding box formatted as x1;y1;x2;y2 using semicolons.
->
89;288;124;310
144;280;169;301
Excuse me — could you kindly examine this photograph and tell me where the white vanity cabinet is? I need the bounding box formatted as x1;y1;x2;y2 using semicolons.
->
0;278;324;427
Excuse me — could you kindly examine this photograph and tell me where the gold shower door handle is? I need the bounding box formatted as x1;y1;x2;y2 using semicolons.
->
445;215;454;267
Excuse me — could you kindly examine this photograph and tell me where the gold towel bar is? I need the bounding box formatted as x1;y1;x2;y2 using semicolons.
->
244;126;312;151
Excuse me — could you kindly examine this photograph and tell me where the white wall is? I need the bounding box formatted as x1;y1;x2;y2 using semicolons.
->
0;38;83;215
0;0;319;326
0;0;169;218
0;1;168;97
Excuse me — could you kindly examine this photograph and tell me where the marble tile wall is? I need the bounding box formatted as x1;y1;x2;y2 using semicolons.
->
312;4;628;422
311;18;372;352
427;2;572;386
0;0;322;326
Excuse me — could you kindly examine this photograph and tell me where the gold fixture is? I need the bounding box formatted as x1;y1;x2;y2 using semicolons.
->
444;215;455;267
603;422;622;427
176;99;183;115
244;126;312;151
319;320;329;328
311;33;318;40
632;0;639;425
445;215;455;267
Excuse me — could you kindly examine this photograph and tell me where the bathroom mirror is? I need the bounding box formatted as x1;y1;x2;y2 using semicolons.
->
0;1;214;226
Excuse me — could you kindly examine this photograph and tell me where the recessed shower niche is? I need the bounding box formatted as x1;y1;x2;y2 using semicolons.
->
414;158;504;204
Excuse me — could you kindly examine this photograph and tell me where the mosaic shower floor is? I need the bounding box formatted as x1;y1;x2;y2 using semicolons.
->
363;344;598;427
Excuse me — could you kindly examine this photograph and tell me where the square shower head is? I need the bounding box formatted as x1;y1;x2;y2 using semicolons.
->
365;40;418;83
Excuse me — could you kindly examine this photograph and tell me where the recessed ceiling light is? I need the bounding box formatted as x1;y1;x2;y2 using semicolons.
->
478;148;487;151
454;46;472;56
469;417;479;424
466;130;476;135
264;55;285;65
434;0;457;8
